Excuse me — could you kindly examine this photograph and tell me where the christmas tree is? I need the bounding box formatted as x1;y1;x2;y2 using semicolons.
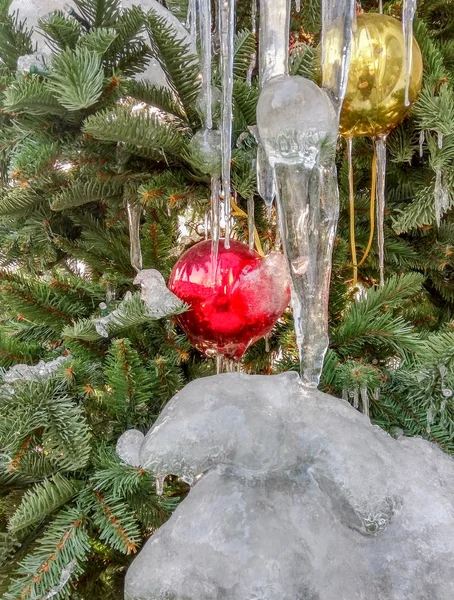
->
0;0;453;597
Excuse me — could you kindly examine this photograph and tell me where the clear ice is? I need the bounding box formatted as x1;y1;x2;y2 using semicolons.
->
121;372;454;600
197;0;213;129
126;201;143;272
434;169;449;228
3;356;69;385
402;0;418;107
255;0;292;211
321;0;356;115
219;0;235;248
257;75;339;386
133;269;183;317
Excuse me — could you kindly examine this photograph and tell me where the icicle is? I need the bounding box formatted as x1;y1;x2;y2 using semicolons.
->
438;131;444;150
349;388;359;410
265;333;270;353
211;176;221;279
236;361;241;372
256;0;291;209
321;0;356;116
434;170;449;228
375;136;387;287
258;0;291;86
106;281;115;303
373;387;380;402
360;385;369;417
204;212;209;240
295;0;301;11
379;0;383;13
246;0;257;86
426;405;434;434
216;354;223;374
402;0;417;107
186;0;197;44
247;196;255;251
126;201;143;272
419;130;425;157
155;475;165;496
219;0;235;249
275;216;281;251
342;388;348;401
198;0;213;129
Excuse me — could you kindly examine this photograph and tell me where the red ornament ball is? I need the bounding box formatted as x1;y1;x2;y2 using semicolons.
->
169;239;290;360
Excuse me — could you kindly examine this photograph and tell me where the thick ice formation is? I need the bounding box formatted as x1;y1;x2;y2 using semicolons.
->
120;372;454;600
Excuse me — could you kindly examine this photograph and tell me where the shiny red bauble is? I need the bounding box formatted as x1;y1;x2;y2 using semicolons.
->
168;239;290;360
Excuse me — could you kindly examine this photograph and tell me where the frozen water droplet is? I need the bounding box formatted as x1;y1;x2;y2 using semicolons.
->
441;388;453;399
190;128;222;175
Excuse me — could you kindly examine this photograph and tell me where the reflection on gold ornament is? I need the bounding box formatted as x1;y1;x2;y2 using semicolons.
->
325;13;423;138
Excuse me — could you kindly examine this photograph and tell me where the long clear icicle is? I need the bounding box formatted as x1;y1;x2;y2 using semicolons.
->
198;0;213;129
219;0;235;249
321;0;356;116
126;201;143;271
379;0;383;14
256;0;291;211
246;0;257;86
402;0;417;107
274;159;339;387
211;176;221;278
375;136;387;287
186;0;197;44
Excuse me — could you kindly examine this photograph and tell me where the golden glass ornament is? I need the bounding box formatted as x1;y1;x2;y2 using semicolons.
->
325;13;423;138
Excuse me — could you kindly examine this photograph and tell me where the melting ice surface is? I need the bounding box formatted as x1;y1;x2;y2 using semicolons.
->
120;372;454;600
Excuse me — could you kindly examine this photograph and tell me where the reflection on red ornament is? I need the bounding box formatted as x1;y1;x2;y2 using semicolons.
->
169;240;290;360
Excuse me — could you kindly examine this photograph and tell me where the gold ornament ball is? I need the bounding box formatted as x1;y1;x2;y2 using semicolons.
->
329;13;423;138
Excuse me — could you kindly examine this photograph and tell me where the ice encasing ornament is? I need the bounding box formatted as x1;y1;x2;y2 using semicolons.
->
168;240;290;361
335;14;423;138
328;13;423;286
257;75;338;386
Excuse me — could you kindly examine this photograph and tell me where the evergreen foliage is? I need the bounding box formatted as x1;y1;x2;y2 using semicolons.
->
0;0;452;597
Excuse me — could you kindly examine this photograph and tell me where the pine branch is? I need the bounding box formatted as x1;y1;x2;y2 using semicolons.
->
8;474;84;536
92;491;141;554
4;507;89;600
51;179;123;211
47;47;105;111
126;79;187;121
83;105;189;159
145;7;200;122
3;76;67;117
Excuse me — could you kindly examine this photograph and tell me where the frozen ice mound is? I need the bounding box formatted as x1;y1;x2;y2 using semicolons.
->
120;372;454;600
